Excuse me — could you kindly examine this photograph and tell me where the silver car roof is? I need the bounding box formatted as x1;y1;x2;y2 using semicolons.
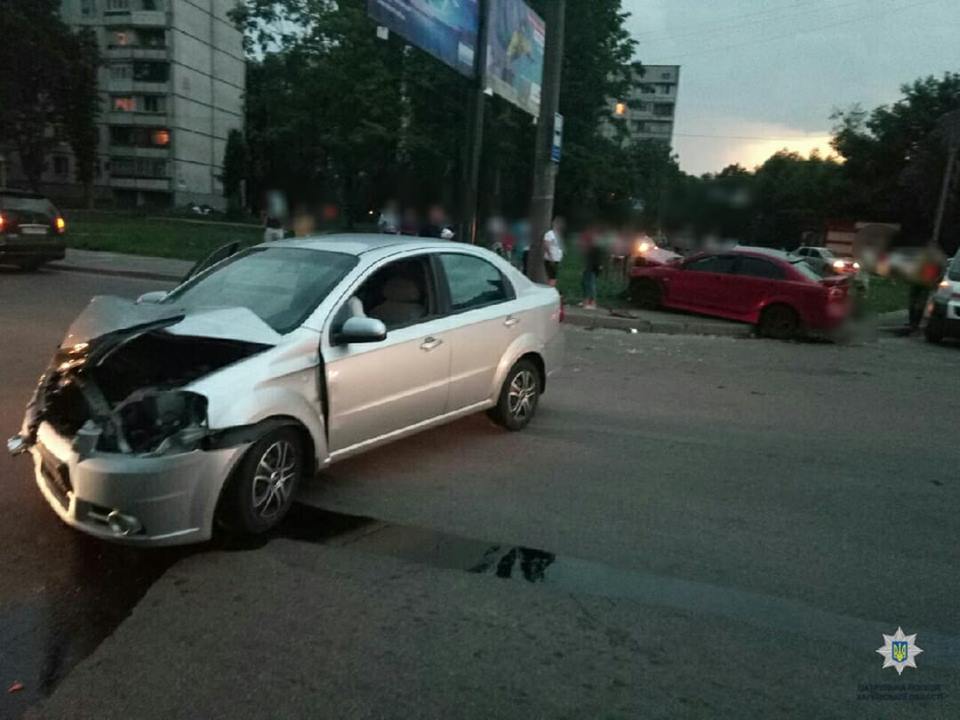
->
267;234;456;257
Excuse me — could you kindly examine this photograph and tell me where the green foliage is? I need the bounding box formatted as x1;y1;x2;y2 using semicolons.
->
0;0;100;194
221;128;249;210
831;73;960;247
235;0;639;224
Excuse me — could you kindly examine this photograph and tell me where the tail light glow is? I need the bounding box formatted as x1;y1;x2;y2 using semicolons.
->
55;216;66;233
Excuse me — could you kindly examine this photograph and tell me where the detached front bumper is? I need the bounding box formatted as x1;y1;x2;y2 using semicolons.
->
25;422;247;546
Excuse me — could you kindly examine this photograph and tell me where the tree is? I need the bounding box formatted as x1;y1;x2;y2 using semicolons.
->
832;73;960;246
221;128;248;212
0;0;100;195
62;28;101;207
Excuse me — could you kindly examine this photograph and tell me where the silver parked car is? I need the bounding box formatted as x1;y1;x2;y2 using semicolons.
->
8;235;564;545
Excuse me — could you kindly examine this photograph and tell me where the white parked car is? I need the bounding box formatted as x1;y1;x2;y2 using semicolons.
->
8;236;564;545
926;253;960;343
792;246;859;275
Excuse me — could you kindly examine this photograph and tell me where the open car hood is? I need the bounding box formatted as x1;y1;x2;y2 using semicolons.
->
63;296;283;348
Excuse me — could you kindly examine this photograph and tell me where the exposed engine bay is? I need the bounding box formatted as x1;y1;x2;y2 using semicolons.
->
26;319;270;456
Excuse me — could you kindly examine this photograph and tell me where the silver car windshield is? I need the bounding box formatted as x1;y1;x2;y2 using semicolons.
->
948;255;960;282
165;247;357;333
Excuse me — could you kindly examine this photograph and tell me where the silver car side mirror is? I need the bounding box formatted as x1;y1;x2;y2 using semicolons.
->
335;317;387;345
137;290;168;304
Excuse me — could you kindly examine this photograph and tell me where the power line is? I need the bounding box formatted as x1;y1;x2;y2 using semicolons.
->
659;0;947;61
675;132;832;141
630;0;829;40
635;0;873;46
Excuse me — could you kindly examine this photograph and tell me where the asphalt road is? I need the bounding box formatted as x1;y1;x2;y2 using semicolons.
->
2;268;958;718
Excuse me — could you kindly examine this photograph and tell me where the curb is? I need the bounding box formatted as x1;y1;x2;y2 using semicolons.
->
563;311;752;338
48;262;182;283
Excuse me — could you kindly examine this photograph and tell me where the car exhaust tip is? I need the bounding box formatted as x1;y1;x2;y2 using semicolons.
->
106;510;142;536
7;435;28;456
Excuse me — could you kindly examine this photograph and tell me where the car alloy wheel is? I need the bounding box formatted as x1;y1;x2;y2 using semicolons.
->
508;369;538;421
252;439;297;520
489;358;541;430
218;426;304;536
759;305;800;340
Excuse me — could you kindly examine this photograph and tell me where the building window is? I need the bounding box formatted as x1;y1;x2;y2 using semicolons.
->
106;0;129;11
53;156;70;177
139;29;165;47
657;84;673;95
141;0;158;9
653;103;674;118
110;63;133;80
81;0;97;17
660;71;672;80
133;61;169;83
142;95;165;113
639;84;656;95
110;156;168;178
109;126;171;148
112;30;130;46
112;96;136;112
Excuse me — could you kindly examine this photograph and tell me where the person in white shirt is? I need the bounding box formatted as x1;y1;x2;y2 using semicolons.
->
542;216;565;286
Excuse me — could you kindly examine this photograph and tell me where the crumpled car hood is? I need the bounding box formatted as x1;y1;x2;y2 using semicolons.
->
63;295;283;347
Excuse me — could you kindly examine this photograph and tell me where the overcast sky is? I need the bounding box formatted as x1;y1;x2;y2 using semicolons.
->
621;0;960;175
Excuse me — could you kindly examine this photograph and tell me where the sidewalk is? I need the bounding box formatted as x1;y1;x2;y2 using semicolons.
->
50;248;193;282
50;248;749;338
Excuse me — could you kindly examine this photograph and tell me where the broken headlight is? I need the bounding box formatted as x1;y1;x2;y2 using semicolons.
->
111;390;209;455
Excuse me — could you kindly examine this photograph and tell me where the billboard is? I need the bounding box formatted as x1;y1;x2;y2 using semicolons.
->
485;0;544;117
367;0;479;77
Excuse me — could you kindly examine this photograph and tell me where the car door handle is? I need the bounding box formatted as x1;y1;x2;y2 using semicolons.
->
420;336;443;352
504;315;520;327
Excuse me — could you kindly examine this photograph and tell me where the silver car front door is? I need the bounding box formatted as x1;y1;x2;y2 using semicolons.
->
436;252;520;411
324;255;451;453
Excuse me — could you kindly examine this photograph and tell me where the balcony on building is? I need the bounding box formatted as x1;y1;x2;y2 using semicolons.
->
101;0;166;27
104;27;167;61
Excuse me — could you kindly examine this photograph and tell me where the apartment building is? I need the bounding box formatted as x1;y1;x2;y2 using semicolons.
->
7;0;244;209
603;64;681;147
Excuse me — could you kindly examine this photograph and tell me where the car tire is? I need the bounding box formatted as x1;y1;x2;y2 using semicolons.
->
758;304;801;340
925;317;944;344
217;427;304;536
488;358;541;431
630;279;661;309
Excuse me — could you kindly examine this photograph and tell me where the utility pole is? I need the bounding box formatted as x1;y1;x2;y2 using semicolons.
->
526;0;565;282
932;110;960;248
460;0;488;244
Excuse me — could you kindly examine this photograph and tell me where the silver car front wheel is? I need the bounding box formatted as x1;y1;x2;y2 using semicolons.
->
218;427;304;535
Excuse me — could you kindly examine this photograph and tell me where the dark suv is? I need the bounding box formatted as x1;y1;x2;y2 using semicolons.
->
0;189;67;270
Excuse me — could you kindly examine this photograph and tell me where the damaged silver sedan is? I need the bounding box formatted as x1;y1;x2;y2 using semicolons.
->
8;235;564;545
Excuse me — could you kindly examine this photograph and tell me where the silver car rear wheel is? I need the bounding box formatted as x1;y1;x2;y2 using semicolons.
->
489;358;541;431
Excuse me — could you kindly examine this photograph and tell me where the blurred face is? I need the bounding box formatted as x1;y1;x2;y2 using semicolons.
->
553;218;566;234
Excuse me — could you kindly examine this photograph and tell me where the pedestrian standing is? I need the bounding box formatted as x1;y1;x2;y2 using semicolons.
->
542;216;565;287
262;190;287;242
907;242;946;331
579;227;604;310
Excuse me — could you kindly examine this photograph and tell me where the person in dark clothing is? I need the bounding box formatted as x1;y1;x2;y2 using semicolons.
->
578;228;604;310
906;244;947;331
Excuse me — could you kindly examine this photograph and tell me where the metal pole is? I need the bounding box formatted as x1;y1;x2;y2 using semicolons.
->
460;0;488;244
932;145;957;249
527;0;565;282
